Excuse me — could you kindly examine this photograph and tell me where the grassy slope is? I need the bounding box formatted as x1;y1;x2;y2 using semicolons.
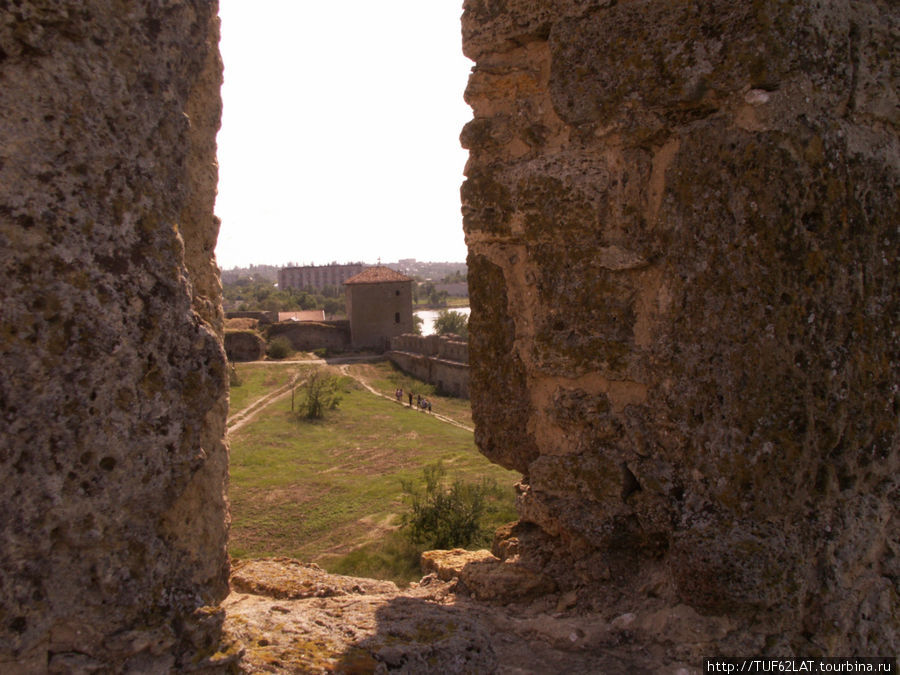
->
228;362;307;415
228;365;519;574
343;361;473;428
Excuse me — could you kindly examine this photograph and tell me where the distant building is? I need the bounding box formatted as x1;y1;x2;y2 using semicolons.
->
277;310;326;322
278;263;365;291
344;266;414;350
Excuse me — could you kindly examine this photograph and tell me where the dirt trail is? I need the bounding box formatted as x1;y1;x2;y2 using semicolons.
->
337;364;474;433
226;372;306;435
226;357;474;435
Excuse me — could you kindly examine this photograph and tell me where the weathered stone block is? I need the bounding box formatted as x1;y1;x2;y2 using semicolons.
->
463;0;899;654
0;2;228;669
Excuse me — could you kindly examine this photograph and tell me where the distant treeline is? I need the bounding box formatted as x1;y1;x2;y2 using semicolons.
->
221;262;468;314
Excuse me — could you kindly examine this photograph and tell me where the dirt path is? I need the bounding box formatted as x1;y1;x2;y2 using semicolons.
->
227;357;475;436
337;364;474;433
227;372;305;435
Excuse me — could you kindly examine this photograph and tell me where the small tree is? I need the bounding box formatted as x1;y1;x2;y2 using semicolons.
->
323;298;344;318
295;368;342;419
267;335;293;359
433;310;468;339
400;461;500;550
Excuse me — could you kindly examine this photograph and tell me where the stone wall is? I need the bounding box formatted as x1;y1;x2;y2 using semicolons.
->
0;3;229;670
462;0;899;655
266;320;351;352
225;330;267;362
226;310;278;324
391;333;469;363
388;334;470;398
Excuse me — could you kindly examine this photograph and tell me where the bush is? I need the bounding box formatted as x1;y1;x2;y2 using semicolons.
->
400;461;503;550
294;368;342;419
267;335;293;359
229;362;242;387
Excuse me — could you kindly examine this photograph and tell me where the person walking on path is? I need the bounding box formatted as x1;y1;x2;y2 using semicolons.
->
408;391;413;407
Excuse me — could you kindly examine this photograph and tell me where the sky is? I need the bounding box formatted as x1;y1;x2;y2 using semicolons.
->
214;2;474;270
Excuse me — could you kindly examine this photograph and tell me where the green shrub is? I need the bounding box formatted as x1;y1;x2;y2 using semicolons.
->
433;310;468;339
229;362;242;387
400;461;503;550
267;335;293;359
313;347;328;358
294;368;342;419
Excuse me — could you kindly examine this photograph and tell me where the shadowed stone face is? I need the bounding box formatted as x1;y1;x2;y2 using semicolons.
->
0;2;228;670
462;0;899;654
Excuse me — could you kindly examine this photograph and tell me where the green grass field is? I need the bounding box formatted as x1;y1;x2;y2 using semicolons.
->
227;361;519;583
228;362;307;415
342;361;473;428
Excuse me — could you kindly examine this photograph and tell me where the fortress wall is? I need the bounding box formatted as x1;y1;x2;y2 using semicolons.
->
0;2;229;670
462;0;899;653
266;321;352;352
387;351;470;399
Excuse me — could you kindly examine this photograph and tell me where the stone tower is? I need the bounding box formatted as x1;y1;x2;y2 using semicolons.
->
345;266;415;350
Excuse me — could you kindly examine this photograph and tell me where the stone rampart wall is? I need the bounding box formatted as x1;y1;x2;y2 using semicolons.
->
225;330;266;362
267;321;351;352
0;3;229;669
227;310;278;324
391;333;469;363
387;351;470;399
462;0;899;655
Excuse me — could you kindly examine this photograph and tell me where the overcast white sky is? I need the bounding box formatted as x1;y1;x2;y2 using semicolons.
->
214;2;474;270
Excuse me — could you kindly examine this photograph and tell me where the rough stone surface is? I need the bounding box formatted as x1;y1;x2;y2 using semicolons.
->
221;558;705;674
462;0;899;655
224;329;266;362
422;548;557;601
0;2;228;670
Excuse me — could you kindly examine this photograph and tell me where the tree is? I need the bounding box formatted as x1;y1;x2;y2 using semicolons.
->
294;368;342;419
400;461;501;550
323;298;344;318
433;310;468;339
267;336;293;359
413;314;424;335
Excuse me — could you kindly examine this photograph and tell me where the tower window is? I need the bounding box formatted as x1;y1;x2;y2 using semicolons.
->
395;312;400;324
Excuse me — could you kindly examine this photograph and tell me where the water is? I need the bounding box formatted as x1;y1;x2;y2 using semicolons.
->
414;307;470;336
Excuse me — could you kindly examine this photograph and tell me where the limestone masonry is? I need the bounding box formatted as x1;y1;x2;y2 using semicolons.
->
389;334;470;398
462;0;898;655
0;2;229;670
0;0;897;671
344;266;415;350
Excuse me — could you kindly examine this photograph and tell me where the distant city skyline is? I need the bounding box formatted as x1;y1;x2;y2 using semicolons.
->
214;1;473;269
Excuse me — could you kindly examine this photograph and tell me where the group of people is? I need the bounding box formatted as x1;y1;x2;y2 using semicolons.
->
394;388;433;413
